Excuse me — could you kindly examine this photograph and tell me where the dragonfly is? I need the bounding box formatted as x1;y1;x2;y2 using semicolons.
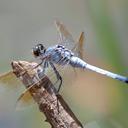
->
0;20;128;110
32;20;128;92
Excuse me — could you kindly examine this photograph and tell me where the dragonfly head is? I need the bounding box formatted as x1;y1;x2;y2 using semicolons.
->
32;44;46;57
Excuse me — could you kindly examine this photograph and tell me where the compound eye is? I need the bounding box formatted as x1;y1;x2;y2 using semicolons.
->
32;47;40;57
32;43;46;57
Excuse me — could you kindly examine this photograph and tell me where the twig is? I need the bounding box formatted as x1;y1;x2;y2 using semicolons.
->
11;61;83;128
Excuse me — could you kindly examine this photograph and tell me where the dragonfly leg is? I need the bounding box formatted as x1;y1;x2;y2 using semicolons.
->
32;56;48;70
49;62;63;114
49;62;62;93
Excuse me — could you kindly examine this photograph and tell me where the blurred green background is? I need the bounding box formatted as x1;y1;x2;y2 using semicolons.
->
0;0;128;128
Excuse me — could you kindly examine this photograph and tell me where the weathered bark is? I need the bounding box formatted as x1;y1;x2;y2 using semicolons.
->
11;61;83;128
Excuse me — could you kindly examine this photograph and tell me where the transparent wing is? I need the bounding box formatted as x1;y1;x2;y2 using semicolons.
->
0;71;21;89
16;89;34;111
55;20;85;59
73;32;85;59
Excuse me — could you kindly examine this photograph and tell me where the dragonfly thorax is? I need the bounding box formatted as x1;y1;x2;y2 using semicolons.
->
44;45;74;65
32;44;46;58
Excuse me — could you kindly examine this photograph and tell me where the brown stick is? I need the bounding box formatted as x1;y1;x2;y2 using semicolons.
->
11;61;83;128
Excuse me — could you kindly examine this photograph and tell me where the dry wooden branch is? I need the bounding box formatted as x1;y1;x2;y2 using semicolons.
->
11;61;83;128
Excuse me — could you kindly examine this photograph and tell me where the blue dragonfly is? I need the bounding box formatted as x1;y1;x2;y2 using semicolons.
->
32;20;128;93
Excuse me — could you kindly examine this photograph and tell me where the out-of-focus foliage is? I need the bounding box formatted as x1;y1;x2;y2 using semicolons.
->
0;0;128;128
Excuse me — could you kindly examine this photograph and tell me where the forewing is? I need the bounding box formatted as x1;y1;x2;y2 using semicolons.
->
0;71;22;89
